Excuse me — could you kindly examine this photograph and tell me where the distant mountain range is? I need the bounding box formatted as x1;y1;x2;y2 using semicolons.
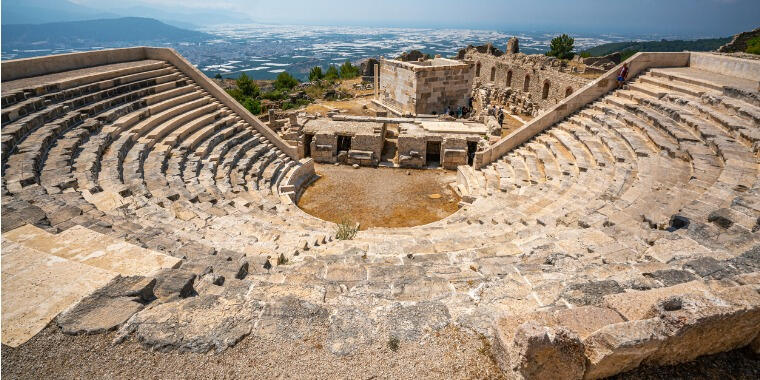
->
1;0;252;27
582;37;731;57
2;17;214;50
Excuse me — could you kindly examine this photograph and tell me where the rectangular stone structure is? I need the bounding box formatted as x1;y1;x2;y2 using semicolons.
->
378;58;474;116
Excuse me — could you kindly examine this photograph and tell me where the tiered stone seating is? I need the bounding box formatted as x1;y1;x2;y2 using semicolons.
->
1;50;758;376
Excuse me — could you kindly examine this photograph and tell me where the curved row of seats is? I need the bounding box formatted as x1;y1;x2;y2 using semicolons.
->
296;64;759;328
2;59;335;279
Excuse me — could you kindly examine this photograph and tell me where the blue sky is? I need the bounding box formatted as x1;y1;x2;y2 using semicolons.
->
63;0;760;36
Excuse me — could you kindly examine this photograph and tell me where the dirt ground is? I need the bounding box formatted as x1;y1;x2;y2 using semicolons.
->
3;324;758;379
298;164;461;230
304;97;376;116
1;324;503;380
501;114;525;137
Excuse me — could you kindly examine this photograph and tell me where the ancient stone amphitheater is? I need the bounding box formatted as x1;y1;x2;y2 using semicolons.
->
2;47;759;378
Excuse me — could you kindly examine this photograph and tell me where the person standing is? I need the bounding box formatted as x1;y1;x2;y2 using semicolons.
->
617;63;630;89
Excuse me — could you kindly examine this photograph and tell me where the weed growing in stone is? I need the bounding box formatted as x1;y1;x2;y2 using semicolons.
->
335;219;358;240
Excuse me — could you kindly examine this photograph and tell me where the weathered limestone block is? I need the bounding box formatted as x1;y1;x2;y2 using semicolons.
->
644;293;760;366
584;286;760;378
116;293;262;353
442;149;467;169
509;322;586;380
583;319;668;379
601;281;710;320
492;307;621;378
153;269;196;301
56;276;155;334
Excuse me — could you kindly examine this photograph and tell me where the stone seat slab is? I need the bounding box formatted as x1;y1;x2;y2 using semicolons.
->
1;237;117;347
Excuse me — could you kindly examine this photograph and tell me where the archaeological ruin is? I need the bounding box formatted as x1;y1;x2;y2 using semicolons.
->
376;56;474;116
2;40;760;379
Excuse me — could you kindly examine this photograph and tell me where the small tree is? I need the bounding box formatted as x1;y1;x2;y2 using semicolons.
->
309;66;324;81
339;60;359;79
547;34;575;60
214;73;222;79
324;65;340;81
273;71;299;90
236;73;260;98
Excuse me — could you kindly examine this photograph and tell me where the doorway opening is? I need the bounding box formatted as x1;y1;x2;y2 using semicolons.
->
426;141;441;166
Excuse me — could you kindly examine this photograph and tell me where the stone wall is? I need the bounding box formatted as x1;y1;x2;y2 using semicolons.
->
378;60;417;115
397;125;479;169
378;58;474;116
302;119;385;166
465;49;590;115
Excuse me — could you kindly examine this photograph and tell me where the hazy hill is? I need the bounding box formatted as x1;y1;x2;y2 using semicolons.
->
2;17;214;50
582;37;731;57
2;0;251;28
1;0;118;24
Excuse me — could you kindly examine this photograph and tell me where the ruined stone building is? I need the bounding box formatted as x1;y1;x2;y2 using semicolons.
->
377;57;474;116
462;43;591;116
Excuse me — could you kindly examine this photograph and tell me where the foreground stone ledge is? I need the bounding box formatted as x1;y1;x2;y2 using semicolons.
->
492;281;760;379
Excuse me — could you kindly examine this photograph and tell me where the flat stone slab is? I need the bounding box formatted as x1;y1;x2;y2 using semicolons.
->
1;238;117;347
4;224;180;276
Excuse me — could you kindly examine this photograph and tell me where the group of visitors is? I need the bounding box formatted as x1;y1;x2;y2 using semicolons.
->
443;104;472;119
486;104;506;126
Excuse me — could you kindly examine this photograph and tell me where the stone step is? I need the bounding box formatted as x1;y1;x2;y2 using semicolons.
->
1;236;117;347
3;224;180;276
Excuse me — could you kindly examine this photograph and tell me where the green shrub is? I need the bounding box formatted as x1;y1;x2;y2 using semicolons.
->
214;73;222;79
325;65;340;81
242;97;261;114
339;60;359;79
304;83;325;99
226;88;245;102
620;49;638;61
273;71;299;90
309;66;324;81
747;36;760;55
579;51;591;58
262;89;287;101
236;73;259;98
547;34;575;60
335;219;358;240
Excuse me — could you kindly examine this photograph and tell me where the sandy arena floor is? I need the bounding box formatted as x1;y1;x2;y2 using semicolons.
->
298;164;461;230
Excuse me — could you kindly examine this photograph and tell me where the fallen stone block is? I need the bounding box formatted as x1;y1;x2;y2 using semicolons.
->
115;294;262;353
508;322;586;380
583;318;668;379
153;269;196;301
56;276;155;335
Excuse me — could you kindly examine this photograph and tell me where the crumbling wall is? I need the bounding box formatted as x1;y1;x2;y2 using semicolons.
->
311;132;338;163
465;50;590;115
346;133;384;166
398;134;426;168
